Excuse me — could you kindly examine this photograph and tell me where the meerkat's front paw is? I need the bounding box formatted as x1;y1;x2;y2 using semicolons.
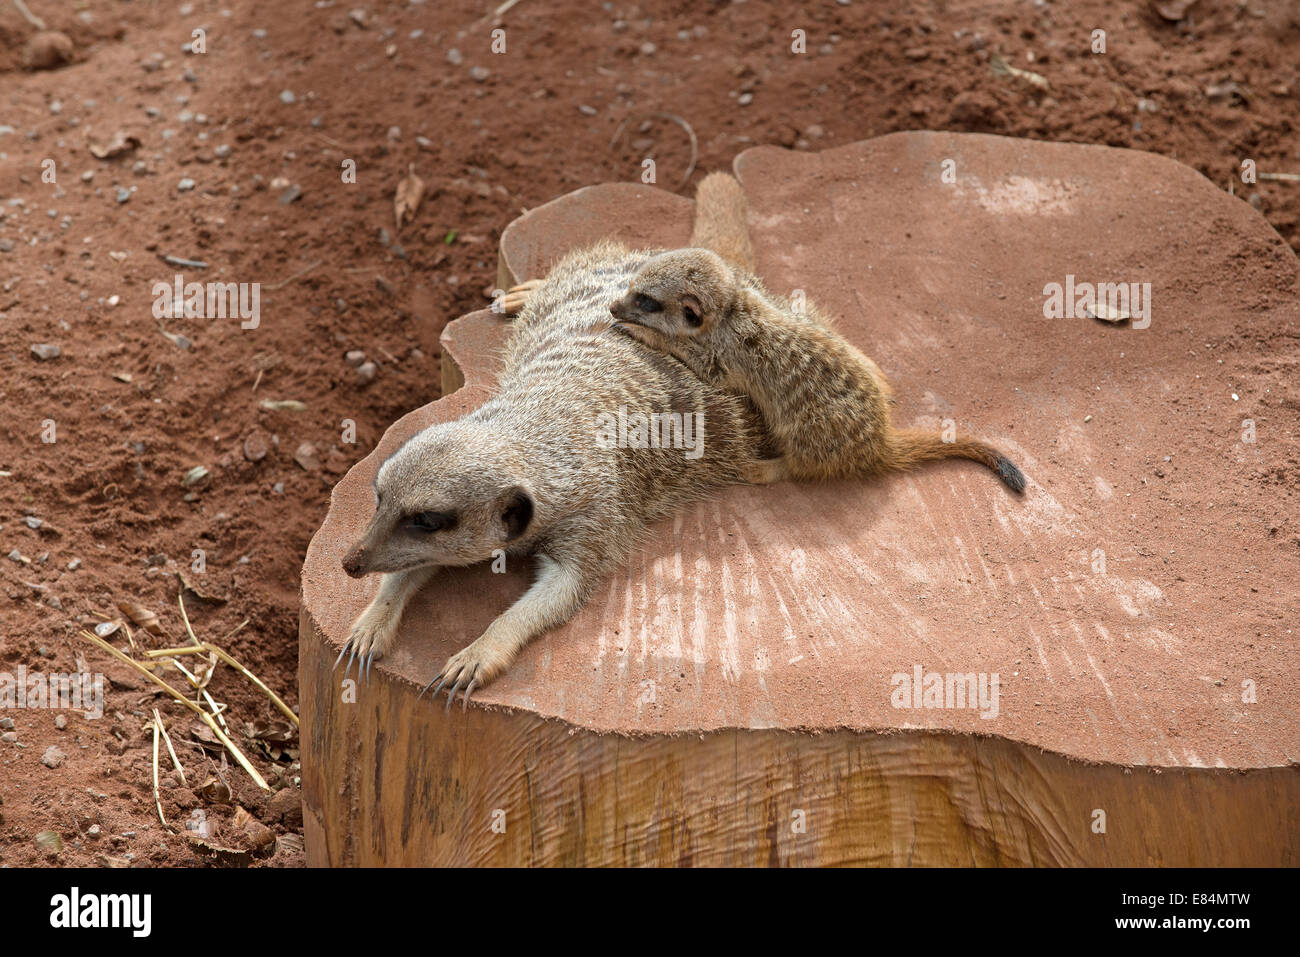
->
419;633;515;712
496;278;544;315
334;601;402;683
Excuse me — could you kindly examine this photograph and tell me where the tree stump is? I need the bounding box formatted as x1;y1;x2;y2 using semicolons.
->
300;134;1300;866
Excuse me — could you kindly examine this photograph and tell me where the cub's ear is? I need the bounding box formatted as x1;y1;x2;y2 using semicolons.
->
497;485;534;541
681;293;703;328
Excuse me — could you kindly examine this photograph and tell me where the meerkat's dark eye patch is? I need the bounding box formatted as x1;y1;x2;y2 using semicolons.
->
633;292;662;314
404;510;457;533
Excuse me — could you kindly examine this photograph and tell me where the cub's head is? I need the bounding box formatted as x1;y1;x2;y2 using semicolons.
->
609;248;737;341
341;421;535;578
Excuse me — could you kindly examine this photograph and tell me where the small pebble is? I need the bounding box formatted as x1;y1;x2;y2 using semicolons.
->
214;144;232;159
41;745;67;768
469;66;489;82
31;343;62;360
294;442;321;472
356;360;378;384
345;350;366;367
23;516;43;529
446;48;462;65
177;177;196;191
115;187;131;203
279;89;296;104
55;714;68;730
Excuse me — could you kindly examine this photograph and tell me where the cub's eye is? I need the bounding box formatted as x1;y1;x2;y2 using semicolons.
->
404;510;457;533
682;305;702;328
633;293;662;313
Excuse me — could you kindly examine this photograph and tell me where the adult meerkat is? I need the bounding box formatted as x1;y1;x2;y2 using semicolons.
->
608;247;1027;491
337;174;768;707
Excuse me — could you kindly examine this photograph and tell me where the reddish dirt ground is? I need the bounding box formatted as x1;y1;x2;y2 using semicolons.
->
0;0;1296;866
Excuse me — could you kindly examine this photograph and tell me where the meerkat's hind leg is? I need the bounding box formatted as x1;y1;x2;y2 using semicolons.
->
497;278;545;315
422;552;591;711
744;456;790;485
337;565;438;682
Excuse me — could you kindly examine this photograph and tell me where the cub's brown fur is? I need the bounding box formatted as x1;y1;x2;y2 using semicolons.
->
609;247;1027;492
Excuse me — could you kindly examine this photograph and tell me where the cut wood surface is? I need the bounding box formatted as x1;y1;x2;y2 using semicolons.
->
301;134;1300;866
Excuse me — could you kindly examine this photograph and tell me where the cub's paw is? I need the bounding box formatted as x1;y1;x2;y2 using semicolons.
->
334;604;401;683
419;635;513;712
496;278;544;315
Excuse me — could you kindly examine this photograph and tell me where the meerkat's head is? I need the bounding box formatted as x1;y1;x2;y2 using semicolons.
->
609;248;737;341
341;420;536;578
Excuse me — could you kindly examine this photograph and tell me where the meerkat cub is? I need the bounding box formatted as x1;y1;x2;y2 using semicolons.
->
608;248;1027;491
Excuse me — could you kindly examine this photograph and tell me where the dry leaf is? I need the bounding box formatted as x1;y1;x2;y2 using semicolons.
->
248;719;297;744
1085;301;1131;323
88;131;141;160
34;830;63;856
117;600;164;636
186;834;255;866
176;570;226;605
989;54;1049;91
191;725;225;754
1205;81;1250;105
394;163;426;230
259;398;307;412
198;775;232;802
1153;0;1198;21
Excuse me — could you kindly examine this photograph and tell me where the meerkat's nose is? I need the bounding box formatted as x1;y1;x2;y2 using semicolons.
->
342;545;367;578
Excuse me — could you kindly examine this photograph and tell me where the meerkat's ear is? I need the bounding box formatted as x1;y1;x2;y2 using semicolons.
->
681;293;703;327
496;485;534;541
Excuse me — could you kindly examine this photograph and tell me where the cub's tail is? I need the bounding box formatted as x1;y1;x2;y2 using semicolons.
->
883;428;1026;493
688;171;755;273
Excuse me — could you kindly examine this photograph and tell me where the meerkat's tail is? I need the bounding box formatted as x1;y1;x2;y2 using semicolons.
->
689;171;755;272
883;428;1026;493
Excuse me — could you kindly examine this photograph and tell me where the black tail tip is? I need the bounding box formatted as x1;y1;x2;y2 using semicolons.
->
995;457;1027;494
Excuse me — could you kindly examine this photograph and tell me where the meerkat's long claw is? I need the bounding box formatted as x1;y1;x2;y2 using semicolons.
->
333;639;351;672
461;669;478;711
445;672;466;713
419;671;448;702
343;641;360;681
363;648;375;683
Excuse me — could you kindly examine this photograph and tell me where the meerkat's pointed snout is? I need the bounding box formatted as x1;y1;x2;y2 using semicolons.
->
342;544;368;578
